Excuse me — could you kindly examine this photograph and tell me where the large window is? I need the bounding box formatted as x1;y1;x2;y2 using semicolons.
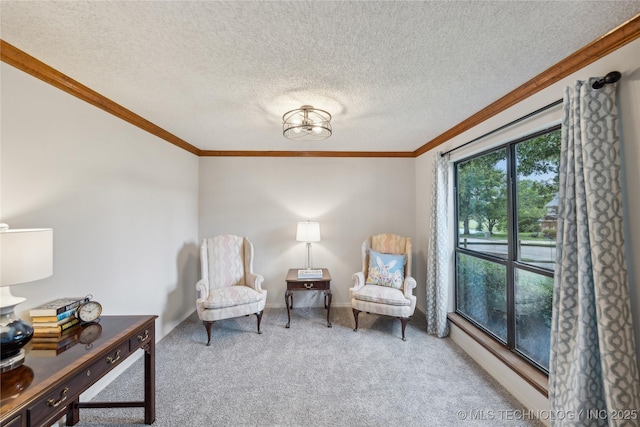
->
454;126;560;371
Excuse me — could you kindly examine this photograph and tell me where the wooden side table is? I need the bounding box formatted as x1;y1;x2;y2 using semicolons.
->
285;268;332;328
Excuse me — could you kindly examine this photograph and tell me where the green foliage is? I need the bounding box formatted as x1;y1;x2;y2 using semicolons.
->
516;180;546;233
458;254;554;367
457;254;507;340
457;149;507;235
455;129;560;371
457;129;561;237
531;180;558;205
515;130;561;181
544;228;557;239
515;272;554;327
516;131;561;236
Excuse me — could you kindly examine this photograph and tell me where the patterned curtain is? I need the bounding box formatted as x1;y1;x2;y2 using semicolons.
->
426;152;450;338
549;78;640;426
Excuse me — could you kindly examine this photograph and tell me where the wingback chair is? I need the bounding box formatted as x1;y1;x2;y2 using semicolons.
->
349;234;417;340
196;235;267;346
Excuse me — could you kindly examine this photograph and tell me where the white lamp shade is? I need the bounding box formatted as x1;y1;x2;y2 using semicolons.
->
1;228;53;287
296;221;321;242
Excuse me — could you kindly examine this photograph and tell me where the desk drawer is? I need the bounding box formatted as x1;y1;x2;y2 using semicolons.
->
83;340;130;387
27;377;82;426
287;280;330;290
28;340;129;426
129;325;154;352
1;414;22;427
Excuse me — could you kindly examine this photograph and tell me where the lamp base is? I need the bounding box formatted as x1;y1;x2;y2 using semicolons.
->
0;308;34;372
0;349;26;373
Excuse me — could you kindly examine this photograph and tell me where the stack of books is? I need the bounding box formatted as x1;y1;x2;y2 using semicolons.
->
297;269;323;279
30;296;89;339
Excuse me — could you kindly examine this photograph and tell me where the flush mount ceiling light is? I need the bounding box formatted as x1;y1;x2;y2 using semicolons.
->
282;105;332;141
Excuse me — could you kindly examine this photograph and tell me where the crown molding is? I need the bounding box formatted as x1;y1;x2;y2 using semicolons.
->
2;13;639;159
0;39;201;156
198;150;414;158
414;13;640;157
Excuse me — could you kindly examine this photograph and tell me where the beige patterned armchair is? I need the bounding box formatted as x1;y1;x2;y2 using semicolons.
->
196;235;267;346
349;234;417;340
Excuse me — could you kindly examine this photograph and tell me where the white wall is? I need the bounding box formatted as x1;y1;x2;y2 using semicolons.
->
199;156;415;308
415;38;640;414
3;33;638;416
1;63;199;340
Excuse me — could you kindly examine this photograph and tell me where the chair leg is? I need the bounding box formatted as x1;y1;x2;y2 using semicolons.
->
203;321;214;346
255;310;263;334
400;317;409;341
352;308;361;331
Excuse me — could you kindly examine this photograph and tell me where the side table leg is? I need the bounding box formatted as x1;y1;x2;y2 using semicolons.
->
285;290;292;328
326;290;332;328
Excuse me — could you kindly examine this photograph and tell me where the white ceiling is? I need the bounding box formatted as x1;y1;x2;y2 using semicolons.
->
1;1;639;153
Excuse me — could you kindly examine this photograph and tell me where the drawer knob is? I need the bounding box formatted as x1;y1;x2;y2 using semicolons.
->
304;283;313;289
106;350;121;365
137;330;149;342
46;387;69;407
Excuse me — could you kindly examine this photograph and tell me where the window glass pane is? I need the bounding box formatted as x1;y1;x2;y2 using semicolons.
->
454;126;559;374
515;268;553;370
456;149;508;258
515;130;561;270
456;253;507;342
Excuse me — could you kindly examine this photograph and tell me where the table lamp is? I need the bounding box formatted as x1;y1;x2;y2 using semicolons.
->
0;225;53;372
296;220;320;271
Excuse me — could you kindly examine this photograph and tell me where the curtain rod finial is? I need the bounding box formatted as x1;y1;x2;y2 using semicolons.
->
592;71;621;89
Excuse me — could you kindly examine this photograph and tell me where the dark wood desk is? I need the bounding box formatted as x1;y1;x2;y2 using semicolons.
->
285;268;332;328
0;315;157;427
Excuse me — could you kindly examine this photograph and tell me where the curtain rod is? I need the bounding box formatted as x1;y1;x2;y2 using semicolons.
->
439;99;561;157
440;70;621;158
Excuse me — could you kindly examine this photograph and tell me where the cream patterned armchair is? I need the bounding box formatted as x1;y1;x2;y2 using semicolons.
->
349;234;417;341
196;235;267;346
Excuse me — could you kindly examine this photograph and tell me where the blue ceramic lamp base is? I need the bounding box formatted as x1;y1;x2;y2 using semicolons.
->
0;311;34;373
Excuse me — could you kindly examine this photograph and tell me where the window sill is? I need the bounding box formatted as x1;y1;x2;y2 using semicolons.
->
448;312;549;397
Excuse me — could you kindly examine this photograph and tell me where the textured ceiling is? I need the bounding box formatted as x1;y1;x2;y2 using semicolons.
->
1;1;639;153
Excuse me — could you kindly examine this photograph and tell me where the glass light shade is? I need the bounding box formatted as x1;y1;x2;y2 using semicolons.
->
283;105;332;141
296;221;321;242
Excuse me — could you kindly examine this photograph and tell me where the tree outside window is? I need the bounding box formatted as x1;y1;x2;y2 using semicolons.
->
455;126;560;371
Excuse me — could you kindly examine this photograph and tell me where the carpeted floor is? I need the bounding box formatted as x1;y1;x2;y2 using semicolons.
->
73;307;543;426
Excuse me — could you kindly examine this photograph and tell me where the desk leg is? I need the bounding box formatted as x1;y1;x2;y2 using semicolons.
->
285;290;292;328
66;397;80;425
325;290;332;328
144;330;156;424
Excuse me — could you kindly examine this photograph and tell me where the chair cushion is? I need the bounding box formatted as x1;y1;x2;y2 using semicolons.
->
203;285;264;309
365;249;405;289
353;284;410;306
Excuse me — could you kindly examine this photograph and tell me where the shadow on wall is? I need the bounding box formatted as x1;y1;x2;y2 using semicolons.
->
162;242;199;332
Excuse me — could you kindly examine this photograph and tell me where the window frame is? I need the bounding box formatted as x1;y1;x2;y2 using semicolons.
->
453;124;560;373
